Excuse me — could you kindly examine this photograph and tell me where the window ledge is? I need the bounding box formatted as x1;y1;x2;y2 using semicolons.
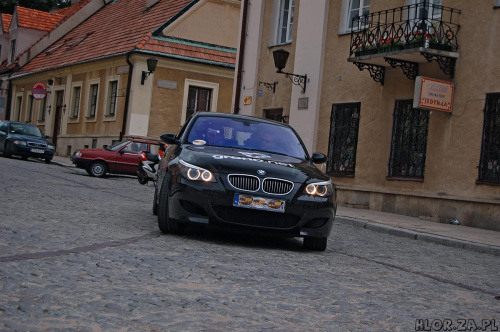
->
268;42;292;49
386;176;424;182
476;180;500;186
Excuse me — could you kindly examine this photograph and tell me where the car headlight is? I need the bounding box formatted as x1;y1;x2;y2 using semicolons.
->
13;140;27;146
74;151;82;158
304;181;333;197
179;159;216;182
47;144;55;150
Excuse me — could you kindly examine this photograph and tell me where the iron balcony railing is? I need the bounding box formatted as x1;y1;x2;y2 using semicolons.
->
349;1;461;58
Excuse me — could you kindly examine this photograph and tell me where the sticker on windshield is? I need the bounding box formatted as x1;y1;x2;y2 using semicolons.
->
238;151;271;159
192;140;206;146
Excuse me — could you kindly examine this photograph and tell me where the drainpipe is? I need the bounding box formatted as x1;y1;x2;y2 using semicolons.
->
121;52;134;141
233;0;248;114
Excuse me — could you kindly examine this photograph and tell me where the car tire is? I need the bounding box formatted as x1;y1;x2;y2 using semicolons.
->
152;186;158;216
158;173;182;234
137;169;149;185
4;142;12;158
44;157;52;164
88;161;107;178
303;237;328;251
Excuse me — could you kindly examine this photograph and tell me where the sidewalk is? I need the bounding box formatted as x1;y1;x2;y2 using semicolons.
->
52;155;500;256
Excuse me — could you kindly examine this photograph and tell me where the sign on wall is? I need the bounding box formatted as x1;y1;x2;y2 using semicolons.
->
413;76;454;113
32;82;47;100
243;96;252;105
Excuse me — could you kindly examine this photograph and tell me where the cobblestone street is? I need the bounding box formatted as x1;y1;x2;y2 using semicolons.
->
0;157;499;331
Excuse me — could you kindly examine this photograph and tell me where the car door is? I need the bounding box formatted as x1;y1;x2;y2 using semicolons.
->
114;141;145;175
0;122;8;152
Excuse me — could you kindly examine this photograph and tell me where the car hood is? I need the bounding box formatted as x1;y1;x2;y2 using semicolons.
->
178;145;329;183
9;133;53;144
77;148;117;158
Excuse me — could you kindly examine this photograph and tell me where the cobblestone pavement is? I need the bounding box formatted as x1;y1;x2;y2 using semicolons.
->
0;156;499;331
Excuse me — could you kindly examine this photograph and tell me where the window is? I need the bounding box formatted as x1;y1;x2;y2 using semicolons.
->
10;39;16;63
106;80;118;116
70;86;81;118
27;95;34;122
326;103;361;176
408;0;442;20
348;0;370;30
478;93;500;184
187;86;211;120
388;100;429;179
277;0;295;44
38;97;46;122
88;83;98;117
15;96;22;121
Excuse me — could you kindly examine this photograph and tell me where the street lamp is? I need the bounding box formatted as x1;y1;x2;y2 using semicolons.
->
272;49;307;93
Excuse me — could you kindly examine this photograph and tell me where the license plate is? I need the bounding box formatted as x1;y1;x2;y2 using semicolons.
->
31;148;44;154
233;194;285;213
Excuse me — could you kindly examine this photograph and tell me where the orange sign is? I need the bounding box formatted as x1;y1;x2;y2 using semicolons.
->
243;96;252;105
414;76;454;112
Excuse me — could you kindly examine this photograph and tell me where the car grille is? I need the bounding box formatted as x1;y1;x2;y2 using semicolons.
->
227;174;294;195
213;206;300;229
262;178;293;195
27;142;47;148
228;175;259;192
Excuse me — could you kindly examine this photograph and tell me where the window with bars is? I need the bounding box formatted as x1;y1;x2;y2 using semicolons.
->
326;103;361;177
88;83;98;118
27;95;34;123
71;86;81;119
478;93;500;184
38;97;46;122
107;80;118;116
277;0;295;44
388;100;430;179
186;86;211;120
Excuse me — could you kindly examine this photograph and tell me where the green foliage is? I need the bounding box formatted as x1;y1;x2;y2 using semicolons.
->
0;0;71;14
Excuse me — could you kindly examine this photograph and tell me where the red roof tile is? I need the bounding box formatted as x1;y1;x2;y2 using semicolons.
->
2;13;12;33
16;0;194;76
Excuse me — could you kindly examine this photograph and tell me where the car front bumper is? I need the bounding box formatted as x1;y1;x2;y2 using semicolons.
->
166;175;336;238
11;144;54;160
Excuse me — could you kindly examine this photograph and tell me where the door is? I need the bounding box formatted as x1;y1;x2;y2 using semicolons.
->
52;91;64;147
114;141;148;175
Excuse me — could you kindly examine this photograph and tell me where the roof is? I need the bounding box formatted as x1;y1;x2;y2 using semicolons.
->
16;6;65;32
15;0;208;77
1;13;12;33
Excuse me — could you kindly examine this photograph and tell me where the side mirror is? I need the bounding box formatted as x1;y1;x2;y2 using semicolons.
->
160;133;180;145
311;152;326;164
119;150;125;155
45;135;50;139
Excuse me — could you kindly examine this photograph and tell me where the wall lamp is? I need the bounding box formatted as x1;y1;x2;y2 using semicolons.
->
273;49;307;94
141;57;158;85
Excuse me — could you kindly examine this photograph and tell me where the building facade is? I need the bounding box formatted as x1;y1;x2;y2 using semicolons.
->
234;0;500;231
8;0;239;155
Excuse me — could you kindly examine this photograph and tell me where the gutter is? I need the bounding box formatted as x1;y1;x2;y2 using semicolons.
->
121;52;134;141
233;0;249;114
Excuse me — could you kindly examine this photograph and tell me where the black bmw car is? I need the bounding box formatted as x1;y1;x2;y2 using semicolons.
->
0;120;55;164
154;112;336;251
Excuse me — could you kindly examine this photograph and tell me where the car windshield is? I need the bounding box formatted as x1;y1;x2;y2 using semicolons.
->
10;123;44;138
106;140;130;151
186;116;307;159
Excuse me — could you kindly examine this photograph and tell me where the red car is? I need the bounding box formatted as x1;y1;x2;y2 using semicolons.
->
70;138;162;178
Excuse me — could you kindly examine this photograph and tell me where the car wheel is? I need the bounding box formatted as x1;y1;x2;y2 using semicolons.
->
44;157;52;164
152;186;158;216
157;173;182;234
88;161;107;178
137;169;149;185
303;237;328;251
3;142;12;158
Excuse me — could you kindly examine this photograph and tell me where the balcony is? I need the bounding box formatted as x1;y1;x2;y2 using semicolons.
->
348;1;461;85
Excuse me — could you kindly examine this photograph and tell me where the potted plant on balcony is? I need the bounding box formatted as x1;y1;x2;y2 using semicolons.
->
404;30;426;49
353;40;379;57
428;32;454;51
379;36;404;53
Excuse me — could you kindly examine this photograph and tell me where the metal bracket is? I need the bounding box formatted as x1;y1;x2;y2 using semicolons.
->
384;58;419;80
259;81;278;93
353;62;385;85
421;52;456;78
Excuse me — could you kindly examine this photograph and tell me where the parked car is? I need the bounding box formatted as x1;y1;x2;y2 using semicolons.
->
0;120;55;163
154;112;337;251
71;138;162;178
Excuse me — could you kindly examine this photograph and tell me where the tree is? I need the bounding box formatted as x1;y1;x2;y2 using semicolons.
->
0;0;71;14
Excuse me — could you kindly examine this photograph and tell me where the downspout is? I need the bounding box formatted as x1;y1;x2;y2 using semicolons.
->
121;52;134;141
233;0;249;114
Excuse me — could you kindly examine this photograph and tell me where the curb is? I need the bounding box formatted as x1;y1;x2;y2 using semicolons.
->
336;216;500;256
